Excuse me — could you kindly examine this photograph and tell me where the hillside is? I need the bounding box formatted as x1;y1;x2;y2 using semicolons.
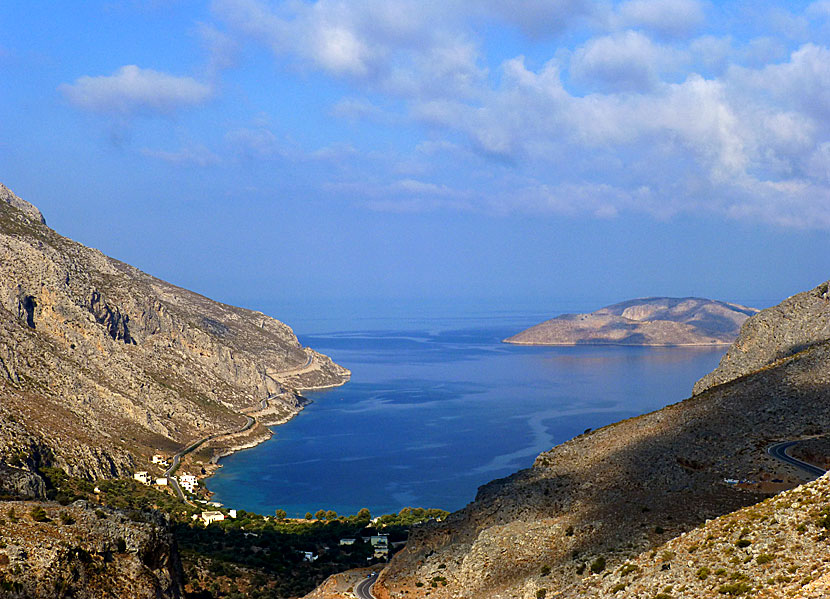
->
504;297;758;346
370;283;830;598
0;183;349;481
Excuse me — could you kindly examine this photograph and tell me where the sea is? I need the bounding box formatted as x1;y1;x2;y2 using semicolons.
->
207;299;729;518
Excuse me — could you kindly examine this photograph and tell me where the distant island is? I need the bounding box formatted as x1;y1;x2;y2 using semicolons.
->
504;297;759;346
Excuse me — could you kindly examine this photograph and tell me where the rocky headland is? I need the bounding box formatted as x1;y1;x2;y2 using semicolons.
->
504;297;758;346
0;182;349;598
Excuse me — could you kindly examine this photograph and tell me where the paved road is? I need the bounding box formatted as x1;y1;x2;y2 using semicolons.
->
163;408;259;505
354;572;378;599
767;441;827;477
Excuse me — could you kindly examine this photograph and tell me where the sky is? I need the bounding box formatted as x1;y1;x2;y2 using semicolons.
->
2;0;830;319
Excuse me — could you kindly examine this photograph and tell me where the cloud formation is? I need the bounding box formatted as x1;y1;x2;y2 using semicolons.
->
141;1;830;228
60;65;212;115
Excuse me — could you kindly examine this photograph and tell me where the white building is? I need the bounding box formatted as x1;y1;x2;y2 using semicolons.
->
133;471;151;486
179;473;198;493
370;535;389;547
228;509;237;519
340;538;356;546
201;511;225;525
155;477;168;486
301;551;318;562
151;454;170;466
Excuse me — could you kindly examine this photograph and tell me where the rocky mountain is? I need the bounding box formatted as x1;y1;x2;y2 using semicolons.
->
370;282;830;599
0;182;349;480
504;297;758;346
694;281;830;394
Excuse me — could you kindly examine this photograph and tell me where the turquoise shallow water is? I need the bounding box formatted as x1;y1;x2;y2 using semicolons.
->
207;310;726;517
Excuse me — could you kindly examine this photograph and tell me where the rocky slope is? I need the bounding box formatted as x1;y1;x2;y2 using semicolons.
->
694;281;830;394
372;282;830;599
0;499;183;598
505;297;758;346
0;182;349;480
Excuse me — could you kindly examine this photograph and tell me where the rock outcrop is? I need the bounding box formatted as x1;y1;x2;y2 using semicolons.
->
505;297;758;346
0;183;349;480
372;284;830;599
0;500;183;598
694;281;830;394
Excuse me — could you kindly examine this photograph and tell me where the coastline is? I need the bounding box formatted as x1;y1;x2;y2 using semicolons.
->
196;374;351;494
502;340;734;346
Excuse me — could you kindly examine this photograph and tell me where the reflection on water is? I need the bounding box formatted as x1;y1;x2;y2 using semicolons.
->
208;316;725;517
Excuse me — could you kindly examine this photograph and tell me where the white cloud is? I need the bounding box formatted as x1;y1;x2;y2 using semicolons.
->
570;30;686;92
807;1;830;18
618;0;705;39
60;65;212;115
206;1;830;229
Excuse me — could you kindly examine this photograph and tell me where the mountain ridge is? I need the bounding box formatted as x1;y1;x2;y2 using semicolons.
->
504;296;758;346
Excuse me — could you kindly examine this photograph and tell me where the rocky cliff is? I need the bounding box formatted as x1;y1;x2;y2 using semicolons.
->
373;284;830;599
0;499;183;599
0;182;349;480
505;297;757;346
694;281;830;394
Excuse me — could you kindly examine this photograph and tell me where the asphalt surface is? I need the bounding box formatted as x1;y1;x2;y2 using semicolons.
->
767;440;827;477
354;572;378;599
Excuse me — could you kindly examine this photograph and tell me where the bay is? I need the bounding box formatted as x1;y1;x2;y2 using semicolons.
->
207;304;726;517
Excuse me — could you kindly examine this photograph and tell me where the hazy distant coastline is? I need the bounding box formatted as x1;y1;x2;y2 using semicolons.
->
504;297;758;346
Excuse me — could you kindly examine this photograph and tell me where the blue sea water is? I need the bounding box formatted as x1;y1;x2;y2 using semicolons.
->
207;304;726;518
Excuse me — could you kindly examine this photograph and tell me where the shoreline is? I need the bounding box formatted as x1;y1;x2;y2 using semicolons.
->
196;375;350;498
502;340;734;347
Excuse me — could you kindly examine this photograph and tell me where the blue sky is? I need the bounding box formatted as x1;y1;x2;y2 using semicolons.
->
2;0;830;317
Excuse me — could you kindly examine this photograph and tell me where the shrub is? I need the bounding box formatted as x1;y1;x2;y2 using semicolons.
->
540;565;551;576
654;594;672;599
575;563;586;575
565;525;574;536
735;539;751;548
619;564;638;576
718;582;752;595
30;507;49;522
116;538;127;553
536;589;547;598
611;583;626;592
654;526;665;534
95;510;107;519
590;556;606;574
59;511;74;525
756;554;774;565
697;567;710;580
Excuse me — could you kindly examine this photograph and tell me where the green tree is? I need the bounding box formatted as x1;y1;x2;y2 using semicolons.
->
357;508;371;520
314;509;326;520
305;512;313;520
326;510;337;520
275;509;287;520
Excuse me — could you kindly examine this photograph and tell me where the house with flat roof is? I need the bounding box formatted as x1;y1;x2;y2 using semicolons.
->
133;471;151;486
201;511;225;525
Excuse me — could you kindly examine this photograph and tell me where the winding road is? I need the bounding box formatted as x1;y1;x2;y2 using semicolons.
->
354;572;378;599
767;440;827;478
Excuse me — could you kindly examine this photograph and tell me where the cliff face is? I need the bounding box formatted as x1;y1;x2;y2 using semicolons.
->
0;500;183;599
374;284;830;599
694;281;830;394
505;297;757;346
0;183;349;480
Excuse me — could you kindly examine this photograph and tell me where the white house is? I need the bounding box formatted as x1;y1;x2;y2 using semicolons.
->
151;454;170;466
374;546;389;559
201;511;225;525
301;551;318;562
133;471;151;486
370;535;389;547
339;538;356;546
179;473;198;493
155;477;168;486
228;509;237;519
